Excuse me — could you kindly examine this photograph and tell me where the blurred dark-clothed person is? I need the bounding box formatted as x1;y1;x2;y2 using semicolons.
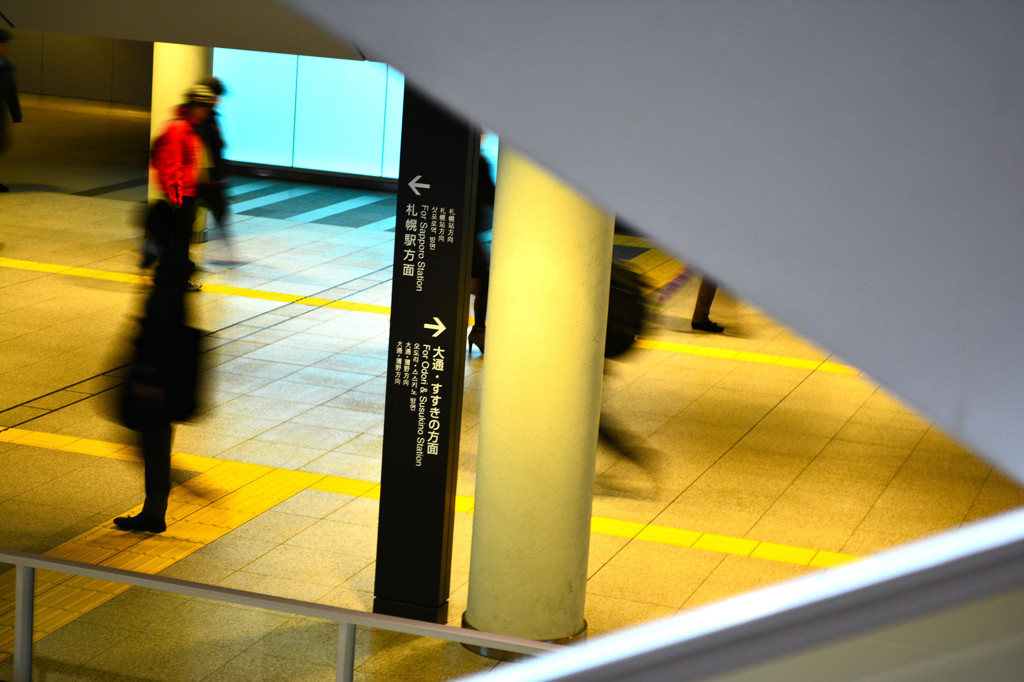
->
114;86;213;533
195;76;241;264
114;254;201;533
467;151;495;354
691;277;723;333
0;29;23;192
600;244;657;474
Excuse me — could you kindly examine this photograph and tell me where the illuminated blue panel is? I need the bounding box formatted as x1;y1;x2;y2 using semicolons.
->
212;48;298;167
382;66;405;179
293;57;389;176
212;49;410;179
481;131;499;183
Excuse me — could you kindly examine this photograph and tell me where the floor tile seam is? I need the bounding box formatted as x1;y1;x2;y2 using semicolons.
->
71;177;149;198
834;428;941;556
195;264;396;356
959;468;1009;525
720;367;863;557
0;372;130;432
655;369;832;555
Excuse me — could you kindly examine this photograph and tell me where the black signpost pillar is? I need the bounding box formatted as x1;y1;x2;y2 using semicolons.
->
373;84;479;623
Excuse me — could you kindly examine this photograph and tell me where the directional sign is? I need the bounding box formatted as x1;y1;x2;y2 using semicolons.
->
373;84;480;624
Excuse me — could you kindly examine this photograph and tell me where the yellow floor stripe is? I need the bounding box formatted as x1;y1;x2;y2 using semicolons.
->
1;256;857;374
633;339;860;375
1;428;862;570
324;299;392;315
0;256;150;283
595;517;859;568
199;283;304;303
591;516;647;539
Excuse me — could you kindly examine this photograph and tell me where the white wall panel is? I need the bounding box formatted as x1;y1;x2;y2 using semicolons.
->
278;0;1024;486
213;48;298;168
293;57;388;176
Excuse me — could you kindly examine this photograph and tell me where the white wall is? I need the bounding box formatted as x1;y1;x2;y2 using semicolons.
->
276;0;1024;487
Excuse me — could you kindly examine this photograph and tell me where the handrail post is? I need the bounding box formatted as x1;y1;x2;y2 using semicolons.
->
336;621;357;682
0;549;558;677
14;563;35;682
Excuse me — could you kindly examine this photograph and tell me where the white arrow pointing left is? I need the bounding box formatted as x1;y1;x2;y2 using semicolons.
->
408;175;431;196
424;317;446;337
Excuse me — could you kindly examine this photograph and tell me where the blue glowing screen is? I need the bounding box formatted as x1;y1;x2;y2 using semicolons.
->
210;49;500;183
212;48;405;179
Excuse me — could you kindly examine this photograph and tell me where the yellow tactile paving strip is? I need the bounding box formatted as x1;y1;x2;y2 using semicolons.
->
0;243;861;657
0;443;338;657
0;256;859;375
0;426;861;660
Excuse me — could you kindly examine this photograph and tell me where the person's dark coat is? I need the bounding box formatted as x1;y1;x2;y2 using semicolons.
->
0;56;21;150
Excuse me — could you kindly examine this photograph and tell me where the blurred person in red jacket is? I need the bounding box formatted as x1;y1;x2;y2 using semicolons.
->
149;84;217;291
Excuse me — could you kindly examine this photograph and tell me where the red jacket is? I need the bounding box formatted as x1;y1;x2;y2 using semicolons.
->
151;107;203;206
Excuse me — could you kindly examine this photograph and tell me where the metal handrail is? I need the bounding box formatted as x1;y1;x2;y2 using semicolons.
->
0;549;561;682
460;506;1024;681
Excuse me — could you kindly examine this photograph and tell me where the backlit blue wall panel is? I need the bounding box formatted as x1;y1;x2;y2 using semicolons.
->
382;67;405;179
212;49;298;168
212;48;405;179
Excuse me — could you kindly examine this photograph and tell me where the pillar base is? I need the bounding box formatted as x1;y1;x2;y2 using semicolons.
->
461;613;587;661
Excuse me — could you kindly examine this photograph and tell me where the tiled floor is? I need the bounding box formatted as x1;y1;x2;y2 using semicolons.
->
2;95;1023;681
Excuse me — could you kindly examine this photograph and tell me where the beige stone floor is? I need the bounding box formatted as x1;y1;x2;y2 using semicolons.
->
1;96;1022;681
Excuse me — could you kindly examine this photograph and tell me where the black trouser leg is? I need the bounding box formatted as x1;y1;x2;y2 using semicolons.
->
692;278;718;323
171;196;197;280
471;276;488;326
198;183;229;242
139;419;172;522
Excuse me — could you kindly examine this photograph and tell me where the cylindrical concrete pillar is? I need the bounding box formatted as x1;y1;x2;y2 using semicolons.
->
148;42;212;233
464;147;614;644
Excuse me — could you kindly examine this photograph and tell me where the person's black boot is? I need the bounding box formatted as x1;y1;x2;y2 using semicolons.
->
113;514;166;533
691;319;725;333
467;326;486;354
